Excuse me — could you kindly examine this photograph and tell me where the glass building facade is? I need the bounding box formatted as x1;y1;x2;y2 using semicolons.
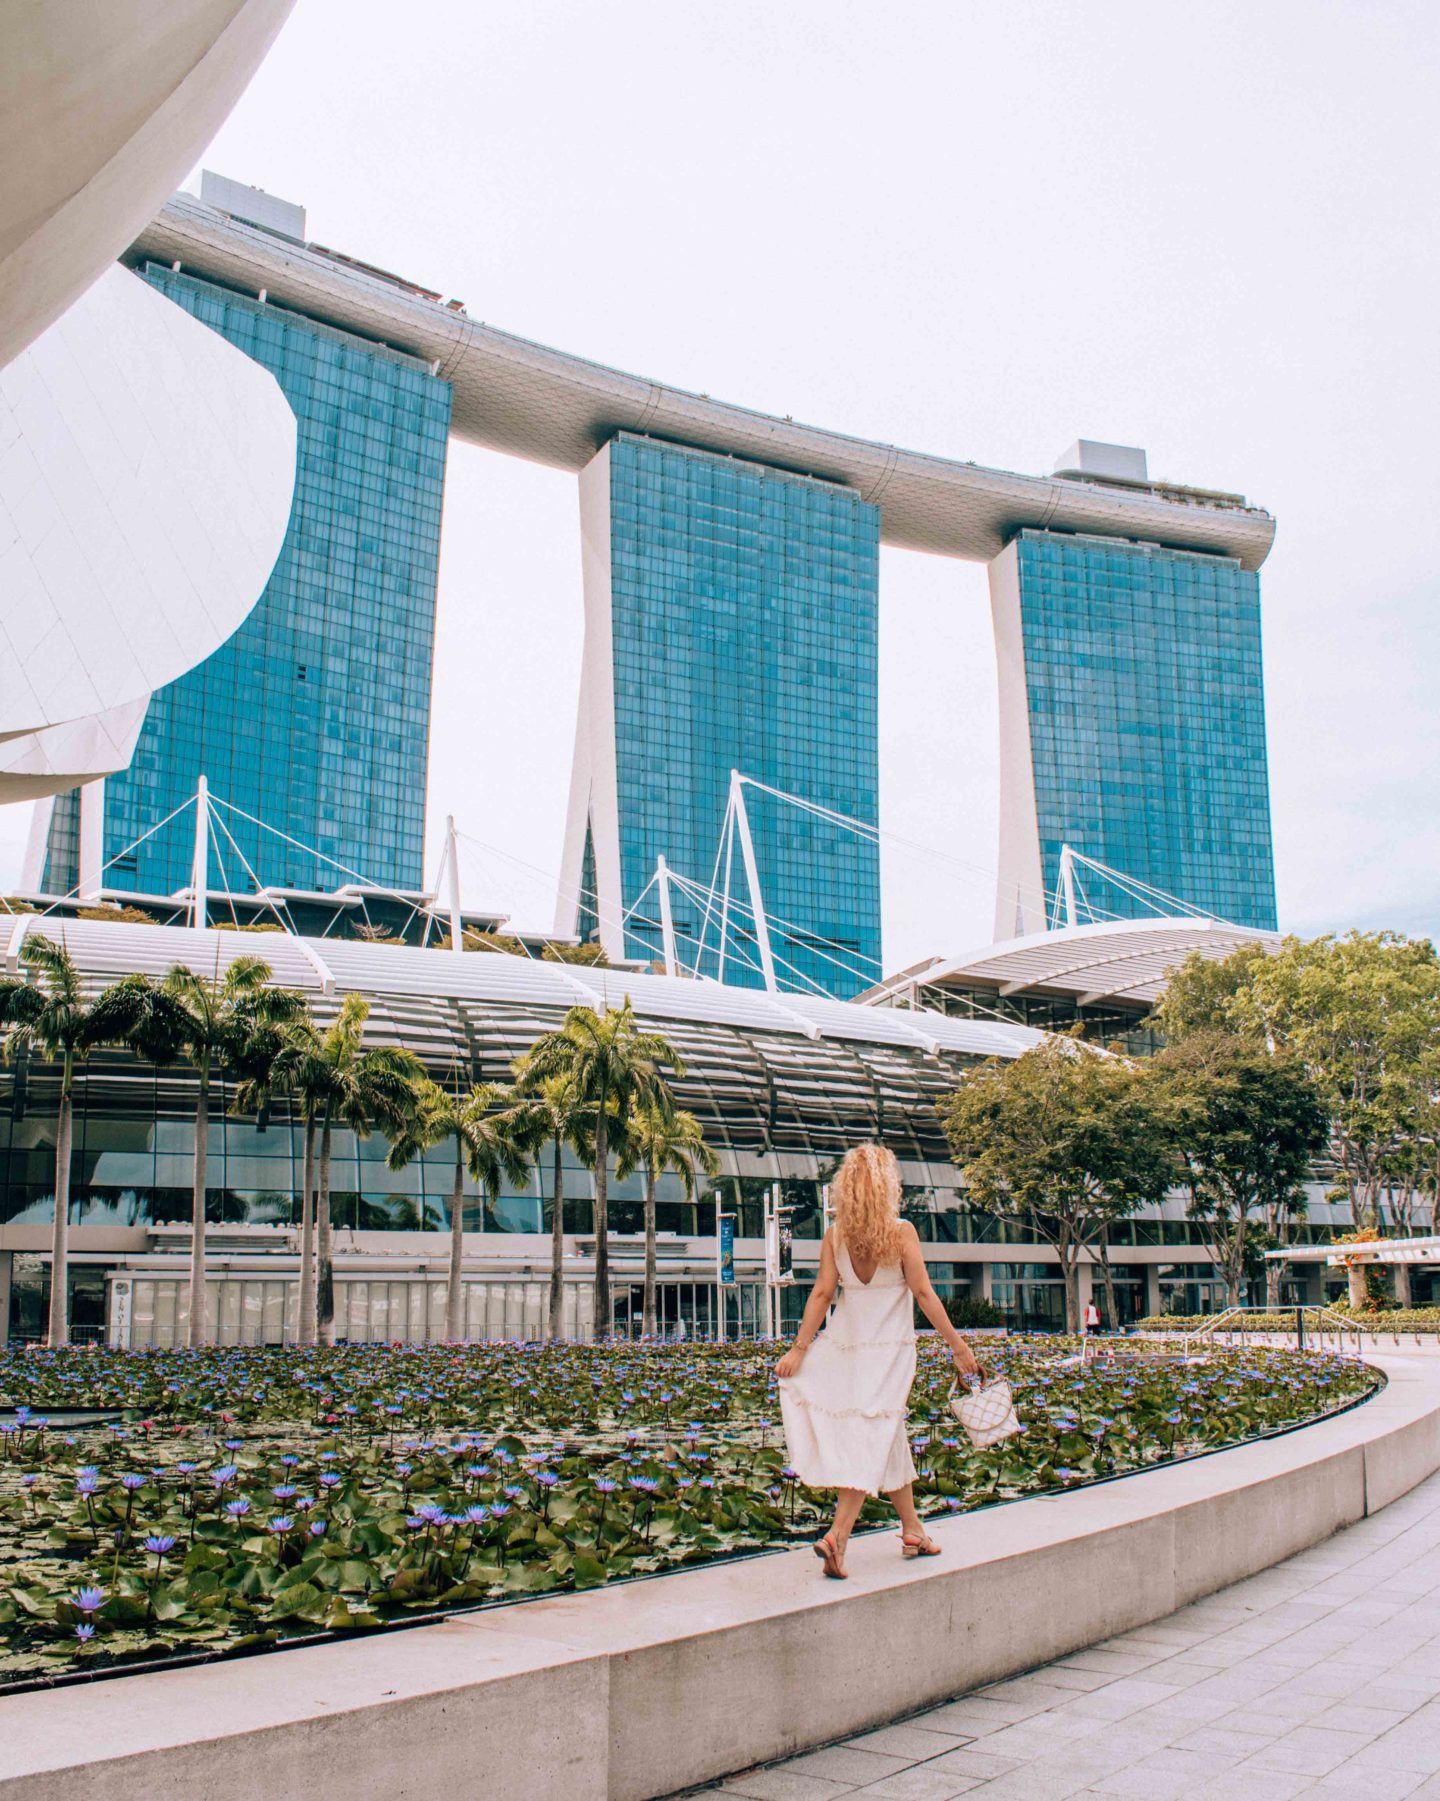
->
43;266;452;897
599;435;881;997
1013;529;1276;930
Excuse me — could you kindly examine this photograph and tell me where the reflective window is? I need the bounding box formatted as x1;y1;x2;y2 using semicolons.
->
603;436;881;997
1015;530;1277;931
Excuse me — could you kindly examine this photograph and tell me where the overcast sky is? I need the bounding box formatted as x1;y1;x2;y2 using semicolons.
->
5;0;1436;967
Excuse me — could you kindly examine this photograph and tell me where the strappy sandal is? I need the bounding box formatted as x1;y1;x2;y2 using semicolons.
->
901;1532;942;1559
813;1533;847;1579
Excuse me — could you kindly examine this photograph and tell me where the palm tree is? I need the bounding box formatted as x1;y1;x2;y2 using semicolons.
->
387;1077;531;1341
230;1004;319;1338
0;939;172;1346
516;1002;682;1339
505;1074;591;1340
141;958;306;1347
618;1103;718;1338
262;1015;332;1344
297;994;423;1345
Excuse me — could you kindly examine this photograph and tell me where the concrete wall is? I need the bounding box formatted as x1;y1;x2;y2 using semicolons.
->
3;1353;1437;1801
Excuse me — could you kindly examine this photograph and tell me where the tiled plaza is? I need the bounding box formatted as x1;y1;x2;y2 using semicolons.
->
688;1469;1440;1801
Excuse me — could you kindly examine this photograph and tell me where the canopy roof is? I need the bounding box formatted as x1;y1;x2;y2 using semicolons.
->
867;917;1281;1011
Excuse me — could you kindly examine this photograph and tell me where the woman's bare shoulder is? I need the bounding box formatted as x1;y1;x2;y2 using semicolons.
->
896;1218;921;1248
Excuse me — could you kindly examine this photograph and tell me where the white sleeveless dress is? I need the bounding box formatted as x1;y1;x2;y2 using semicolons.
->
779;1236;918;1495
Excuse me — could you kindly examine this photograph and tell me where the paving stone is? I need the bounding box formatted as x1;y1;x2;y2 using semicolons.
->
1305;1770;1430;1800
969;1714;1106;1760
1125;1690;1233;1727
1319;1702;1415;1736
1249;1682;1346;1723
1054;1679;1189;1723
948;1767;1093;1800
720;1772;859;1801
917;1699;1032;1736
1204;1706;1290;1740
779;1748;916;1786
1023;1665;1112;1693
919;1746;1023;1781
1186;1771;1318;1801
850;1769;983;1799
977;1677;1093;1709
1246;1723;1376;1776
845;1726;974;1761
1186;1664;1292;1703
1050;1649;1156;1677
1171;1723;1287;1756
1083;1761;1222;1801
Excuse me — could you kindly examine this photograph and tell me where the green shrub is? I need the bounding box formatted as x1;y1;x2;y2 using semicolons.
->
943;1294;1007;1329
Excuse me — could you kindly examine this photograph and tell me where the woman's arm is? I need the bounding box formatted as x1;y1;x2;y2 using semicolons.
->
900;1223;982;1378
775;1229;839;1377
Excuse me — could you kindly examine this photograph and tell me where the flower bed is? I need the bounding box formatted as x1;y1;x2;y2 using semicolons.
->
0;1339;1375;1687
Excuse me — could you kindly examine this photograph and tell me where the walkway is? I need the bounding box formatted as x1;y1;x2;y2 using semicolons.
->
688;1468;1440;1801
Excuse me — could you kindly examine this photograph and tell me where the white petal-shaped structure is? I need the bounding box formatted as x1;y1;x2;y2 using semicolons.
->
0;0;296;369
0;263;297;762
0;699;148;803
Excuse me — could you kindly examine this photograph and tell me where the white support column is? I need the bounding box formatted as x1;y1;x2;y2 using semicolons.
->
656;854;679;978
1059;844;1077;930
988;542;1047;938
190;775;208;930
20;796;55;892
717;797;735;985
77;779;105;901
730;771;777;994
445;814;464;954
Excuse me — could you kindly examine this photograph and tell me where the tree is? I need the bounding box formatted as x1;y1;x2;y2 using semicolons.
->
1149;943;1274;1043
1148;1031;1328;1308
230;1004;320;1330
617;1103;717;1337
310;996;423;1345
134;958;307;1346
272;995;423;1344
0;939;172;1346
262;1018;327;1345
504;1075;592;1340
941;1038;1177;1332
516;1002;682;1339
1230;933;1440;1230
542;942;611;968
387;1078;531;1340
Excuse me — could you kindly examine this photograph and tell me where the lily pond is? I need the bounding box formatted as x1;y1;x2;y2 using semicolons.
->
0;1339;1376;1686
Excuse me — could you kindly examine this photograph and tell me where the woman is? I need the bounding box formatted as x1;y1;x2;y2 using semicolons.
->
777;1143;982;1578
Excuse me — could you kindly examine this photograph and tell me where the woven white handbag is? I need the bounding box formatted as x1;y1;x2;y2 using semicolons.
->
948;1374;1020;1449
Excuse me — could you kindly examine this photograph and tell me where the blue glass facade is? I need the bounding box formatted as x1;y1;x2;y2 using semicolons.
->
1015;528;1276;930
605;435;881;997
45;266;451;897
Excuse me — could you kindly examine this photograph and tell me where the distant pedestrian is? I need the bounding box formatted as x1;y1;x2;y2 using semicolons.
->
1083;1300;1100;1336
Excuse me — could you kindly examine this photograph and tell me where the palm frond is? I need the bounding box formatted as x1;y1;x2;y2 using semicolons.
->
20;934;80;1005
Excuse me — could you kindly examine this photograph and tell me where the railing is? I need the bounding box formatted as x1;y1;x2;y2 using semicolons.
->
1181;1305;1371;1361
1079;1333;1180;1365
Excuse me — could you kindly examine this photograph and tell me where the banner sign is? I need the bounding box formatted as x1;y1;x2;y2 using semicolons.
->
776;1211;794;1284
718;1216;735;1286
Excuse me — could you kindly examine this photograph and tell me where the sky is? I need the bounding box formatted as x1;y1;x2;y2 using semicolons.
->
5;0;1436;967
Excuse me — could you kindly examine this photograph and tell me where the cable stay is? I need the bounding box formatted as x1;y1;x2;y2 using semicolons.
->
1049;844;1232;932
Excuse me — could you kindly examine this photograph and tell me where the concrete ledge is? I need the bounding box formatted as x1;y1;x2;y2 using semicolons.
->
3;1353;1438;1801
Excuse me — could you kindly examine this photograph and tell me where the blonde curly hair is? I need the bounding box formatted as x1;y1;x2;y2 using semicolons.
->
831;1143;905;1264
